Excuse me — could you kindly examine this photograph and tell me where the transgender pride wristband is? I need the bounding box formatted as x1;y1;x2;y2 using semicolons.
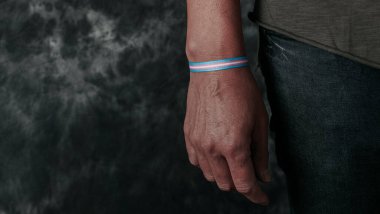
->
189;56;249;72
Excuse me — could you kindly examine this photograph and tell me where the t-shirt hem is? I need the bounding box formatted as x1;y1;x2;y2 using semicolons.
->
253;19;380;70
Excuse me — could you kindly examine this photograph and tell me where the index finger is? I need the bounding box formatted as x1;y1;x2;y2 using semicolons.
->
226;150;269;205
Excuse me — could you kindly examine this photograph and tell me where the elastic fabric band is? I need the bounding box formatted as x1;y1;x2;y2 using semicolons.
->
189;56;249;72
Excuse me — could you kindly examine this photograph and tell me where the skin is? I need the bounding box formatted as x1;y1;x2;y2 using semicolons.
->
184;0;271;205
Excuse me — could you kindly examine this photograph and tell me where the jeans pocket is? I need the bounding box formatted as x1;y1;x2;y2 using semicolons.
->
260;26;295;43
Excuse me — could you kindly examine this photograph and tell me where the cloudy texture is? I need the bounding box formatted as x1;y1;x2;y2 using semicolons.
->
0;0;288;213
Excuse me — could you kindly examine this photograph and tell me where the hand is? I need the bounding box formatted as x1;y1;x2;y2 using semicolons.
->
183;68;271;205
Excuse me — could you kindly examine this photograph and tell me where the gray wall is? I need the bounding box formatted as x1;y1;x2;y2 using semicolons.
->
0;0;288;213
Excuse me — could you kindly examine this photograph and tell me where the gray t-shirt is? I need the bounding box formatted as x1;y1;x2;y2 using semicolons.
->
251;0;380;69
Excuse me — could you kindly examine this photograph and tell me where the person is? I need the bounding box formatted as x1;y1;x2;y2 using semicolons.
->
183;0;380;213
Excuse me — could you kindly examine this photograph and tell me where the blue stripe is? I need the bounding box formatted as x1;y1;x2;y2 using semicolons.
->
189;56;248;66
190;64;249;72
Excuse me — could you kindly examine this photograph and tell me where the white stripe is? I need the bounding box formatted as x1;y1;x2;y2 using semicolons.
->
189;60;248;69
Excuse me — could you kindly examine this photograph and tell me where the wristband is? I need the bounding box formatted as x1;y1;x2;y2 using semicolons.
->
189;56;249;72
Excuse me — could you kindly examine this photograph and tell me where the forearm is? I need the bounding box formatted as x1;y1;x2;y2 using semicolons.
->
186;0;246;61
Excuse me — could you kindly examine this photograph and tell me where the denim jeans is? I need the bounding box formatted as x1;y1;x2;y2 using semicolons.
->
258;26;380;214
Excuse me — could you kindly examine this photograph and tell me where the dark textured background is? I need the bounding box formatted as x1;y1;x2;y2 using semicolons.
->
0;0;289;213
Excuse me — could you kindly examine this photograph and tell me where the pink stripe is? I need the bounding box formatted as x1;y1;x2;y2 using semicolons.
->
189;60;248;69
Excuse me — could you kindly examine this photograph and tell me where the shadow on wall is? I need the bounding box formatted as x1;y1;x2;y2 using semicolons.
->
0;0;288;213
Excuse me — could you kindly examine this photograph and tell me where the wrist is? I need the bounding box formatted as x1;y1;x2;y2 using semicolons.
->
185;39;245;62
190;67;255;88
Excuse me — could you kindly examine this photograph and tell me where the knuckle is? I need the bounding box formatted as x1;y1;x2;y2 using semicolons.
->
218;183;233;191
188;157;198;166
228;151;251;166
234;151;251;162
224;142;240;156
224;143;247;158
200;140;216;154
235;184;253;194
204;175;215;182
